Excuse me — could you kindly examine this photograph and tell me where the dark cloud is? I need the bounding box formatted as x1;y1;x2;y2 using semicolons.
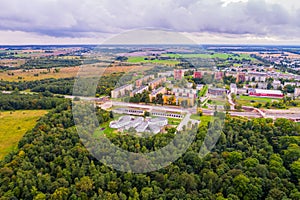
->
0;0;299;39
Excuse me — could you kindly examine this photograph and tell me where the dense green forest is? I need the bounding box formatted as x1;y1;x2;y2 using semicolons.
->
0;101;300;199
0;93;66;111
0;78;75;94
0;72;124;96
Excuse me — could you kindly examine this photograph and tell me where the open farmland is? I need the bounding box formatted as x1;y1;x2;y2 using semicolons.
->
162;53;258;61
0;59;26;67
0;65;152;81
126;56;180;65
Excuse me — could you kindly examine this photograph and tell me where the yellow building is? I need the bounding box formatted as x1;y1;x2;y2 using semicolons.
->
163;95;195;107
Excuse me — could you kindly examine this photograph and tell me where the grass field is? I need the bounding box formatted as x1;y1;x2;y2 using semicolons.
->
0;110;48;159
168;118;182;126
162;53;258;62
190;115;212;125
0;65;151;82
94;121;118;137
127;57;180;65
237;95;279;106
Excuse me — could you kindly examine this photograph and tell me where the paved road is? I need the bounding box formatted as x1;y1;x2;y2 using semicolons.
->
176;113;192;132
227;92;235;110
67;95;300;120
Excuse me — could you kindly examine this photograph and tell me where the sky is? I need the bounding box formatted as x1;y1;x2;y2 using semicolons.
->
0;0;299;45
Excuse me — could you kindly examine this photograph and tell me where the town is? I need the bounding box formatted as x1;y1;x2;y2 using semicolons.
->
87;48;300;136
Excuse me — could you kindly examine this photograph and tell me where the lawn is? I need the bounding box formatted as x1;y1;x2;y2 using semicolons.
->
0;110;48;159
210;99;227;105
237;95;279;106
94;114;123;137
94;121;117;138
199;85;208;97
168;118;182;126
190;114;212;125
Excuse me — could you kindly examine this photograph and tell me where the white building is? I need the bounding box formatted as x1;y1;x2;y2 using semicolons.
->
109;115;169;134
109;115;132;129
173;88;197;98
149;117;168;127
258;83;268;89
125;117;144;130
158;71;173;77
272;80;282;89
136;122;149;133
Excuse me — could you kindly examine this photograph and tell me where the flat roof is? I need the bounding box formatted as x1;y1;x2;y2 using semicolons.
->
209;88;226;91
254;89;283;95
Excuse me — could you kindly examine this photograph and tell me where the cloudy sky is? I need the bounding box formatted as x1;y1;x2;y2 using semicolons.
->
0;0;299;45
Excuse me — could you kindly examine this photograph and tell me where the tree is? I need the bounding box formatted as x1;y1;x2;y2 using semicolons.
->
140;187;153;200
76;176;94;193
291;159;300;179
224;102;231;111
144;111;150;117
233;174;250;198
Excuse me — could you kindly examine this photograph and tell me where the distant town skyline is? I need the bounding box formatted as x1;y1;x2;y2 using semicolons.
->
0;0;299;45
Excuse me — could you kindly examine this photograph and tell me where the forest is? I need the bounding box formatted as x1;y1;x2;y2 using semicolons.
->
0;101;299;199
0;72;124;97
0;93;66;111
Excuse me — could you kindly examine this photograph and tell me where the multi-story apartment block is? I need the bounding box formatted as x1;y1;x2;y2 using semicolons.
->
111;84;133;98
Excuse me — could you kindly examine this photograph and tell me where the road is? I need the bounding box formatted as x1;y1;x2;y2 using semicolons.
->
176;113;192;132
227;92;235;110
66;95;300;120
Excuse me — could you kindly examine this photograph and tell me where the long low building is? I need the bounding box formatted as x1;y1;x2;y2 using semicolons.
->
113;108;184;119
208;88;228;96
249;89;284;98
109;115;168;134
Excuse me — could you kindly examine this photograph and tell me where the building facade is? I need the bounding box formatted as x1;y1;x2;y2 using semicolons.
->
111;84;133;98
236;72;246;83
135;75;155;87
194;71;202;79
249;89;284;98
149;87;166;102
149;77;166;89
130;85;149;97
208;88;228;96
174;69;184;80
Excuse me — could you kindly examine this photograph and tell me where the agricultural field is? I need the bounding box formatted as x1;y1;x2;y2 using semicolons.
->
162;53;258;62
0;110;48;159
0;59;26;67
0;65;151;81
126;56;180;65
0;67;80;81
